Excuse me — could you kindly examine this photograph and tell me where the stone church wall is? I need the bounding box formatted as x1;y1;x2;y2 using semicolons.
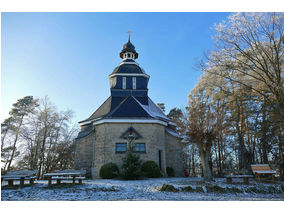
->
165;133;184;176
93;122;167;178
74;131;95;177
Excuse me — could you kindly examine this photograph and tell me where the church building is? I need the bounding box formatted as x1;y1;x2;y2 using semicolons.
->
74;36;184;178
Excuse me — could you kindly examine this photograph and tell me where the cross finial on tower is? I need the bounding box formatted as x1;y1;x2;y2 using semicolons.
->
126;30;132;41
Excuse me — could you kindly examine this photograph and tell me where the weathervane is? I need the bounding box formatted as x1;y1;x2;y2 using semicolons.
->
126;30;132;40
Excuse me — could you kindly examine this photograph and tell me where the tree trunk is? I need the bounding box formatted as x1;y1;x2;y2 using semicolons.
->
197;144;212;181
38;113;48;179
278;123;284;176
260;97;269;164
6;115;24;171
191;147;196;176
1;129;9;150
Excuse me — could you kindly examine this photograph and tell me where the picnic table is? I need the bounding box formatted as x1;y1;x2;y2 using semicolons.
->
251;164;276;181
225;175;254;184
44;170;86;186
1;170;38;188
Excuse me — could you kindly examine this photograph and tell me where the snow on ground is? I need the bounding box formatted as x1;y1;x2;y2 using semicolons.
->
1;177;284;201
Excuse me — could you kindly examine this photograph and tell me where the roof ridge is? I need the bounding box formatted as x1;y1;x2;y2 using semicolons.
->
105;96;131;118
106;95;153;118
79;96;112;123
131;96;154;118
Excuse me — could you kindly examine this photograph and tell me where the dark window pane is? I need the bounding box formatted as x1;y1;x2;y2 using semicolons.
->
116;143;127;152
134;143;146;152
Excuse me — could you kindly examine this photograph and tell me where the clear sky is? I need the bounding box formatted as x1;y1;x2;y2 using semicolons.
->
1;12;231;125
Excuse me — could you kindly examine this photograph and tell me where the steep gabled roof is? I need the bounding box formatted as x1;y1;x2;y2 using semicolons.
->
76;124;93;139
79;96;112;123
139;97;171;122
106;96;152;118
79;95;172;125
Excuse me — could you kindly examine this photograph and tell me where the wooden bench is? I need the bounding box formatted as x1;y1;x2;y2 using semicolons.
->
225;175;254;184
251;164;276;181
1;170;38;188
44;169;86;186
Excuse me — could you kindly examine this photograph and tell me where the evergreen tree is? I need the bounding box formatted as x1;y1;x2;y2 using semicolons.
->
4;96;38;171
121;151;142;180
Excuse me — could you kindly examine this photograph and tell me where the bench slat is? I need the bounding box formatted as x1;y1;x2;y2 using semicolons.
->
254;171;276;174
51;177;85;180
2;176;37;181
226;175;254;178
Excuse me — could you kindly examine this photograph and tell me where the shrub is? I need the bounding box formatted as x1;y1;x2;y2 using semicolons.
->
99;163;119;179
166;166;175;177
141;161;161;178
122;152;142;180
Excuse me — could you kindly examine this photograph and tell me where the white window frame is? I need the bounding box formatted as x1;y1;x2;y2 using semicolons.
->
132;77;136;89
122;77;126;89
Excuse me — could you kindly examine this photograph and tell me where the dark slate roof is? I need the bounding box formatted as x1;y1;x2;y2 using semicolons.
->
76;124;93;139
111;63;144;74
77;95;174;138
79;95;171;124
106;96;152;118
120;40;138;59
80;96;112;123
123;40;135;50
165;127;182;138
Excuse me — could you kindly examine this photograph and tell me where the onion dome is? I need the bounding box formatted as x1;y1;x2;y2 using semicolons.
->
120;38;138;59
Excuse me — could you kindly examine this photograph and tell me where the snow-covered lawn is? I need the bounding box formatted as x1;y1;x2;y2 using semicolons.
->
1;177;284;201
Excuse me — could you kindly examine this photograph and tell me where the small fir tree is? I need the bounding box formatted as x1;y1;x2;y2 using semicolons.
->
121;151;142;180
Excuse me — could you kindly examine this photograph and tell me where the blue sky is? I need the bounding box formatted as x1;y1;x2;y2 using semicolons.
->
1;12;230;124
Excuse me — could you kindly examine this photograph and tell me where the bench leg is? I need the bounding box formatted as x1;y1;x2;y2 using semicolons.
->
20;177;25;188
78;179;82;185
48;177;52;187
226;177;232;184
8;180;14;186
72;176;76;185
30;179;34;185
244;177;249;184
57;179;61;185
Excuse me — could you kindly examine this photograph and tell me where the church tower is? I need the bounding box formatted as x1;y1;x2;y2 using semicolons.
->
110;37;149;98
75;36;184;178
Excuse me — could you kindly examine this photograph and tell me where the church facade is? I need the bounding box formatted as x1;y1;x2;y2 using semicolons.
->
74;38;184;178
